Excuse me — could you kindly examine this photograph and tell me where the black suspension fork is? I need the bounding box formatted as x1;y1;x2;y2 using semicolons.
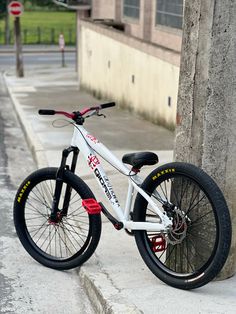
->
49;146;79;222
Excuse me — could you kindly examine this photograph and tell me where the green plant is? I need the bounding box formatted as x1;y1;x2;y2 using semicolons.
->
0;11;76;45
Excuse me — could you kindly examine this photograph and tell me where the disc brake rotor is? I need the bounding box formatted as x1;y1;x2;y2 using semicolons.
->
167;208;188;245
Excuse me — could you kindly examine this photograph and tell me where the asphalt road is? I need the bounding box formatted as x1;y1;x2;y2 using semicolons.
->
0;73;94;313
0;51;76;72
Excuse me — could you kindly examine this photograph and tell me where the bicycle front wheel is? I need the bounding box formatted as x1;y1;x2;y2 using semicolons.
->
133;162;231;289
14;167;101;270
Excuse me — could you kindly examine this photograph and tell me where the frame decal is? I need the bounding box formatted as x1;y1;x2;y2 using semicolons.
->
88;154;100;170
86;134;99;144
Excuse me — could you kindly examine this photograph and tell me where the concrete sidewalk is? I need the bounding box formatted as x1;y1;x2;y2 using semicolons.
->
4;65;236;314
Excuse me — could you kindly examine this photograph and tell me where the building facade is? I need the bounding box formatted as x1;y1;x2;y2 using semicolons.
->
77;0;183;128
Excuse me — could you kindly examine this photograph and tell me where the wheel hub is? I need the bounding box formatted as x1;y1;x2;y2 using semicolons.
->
48;211;63;225
167;208;188;245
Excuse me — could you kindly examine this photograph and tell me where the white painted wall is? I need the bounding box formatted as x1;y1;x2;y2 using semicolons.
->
79;25;180;128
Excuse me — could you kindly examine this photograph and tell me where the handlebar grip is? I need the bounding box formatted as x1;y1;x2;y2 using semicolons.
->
100;102;116;109
38;109;55;115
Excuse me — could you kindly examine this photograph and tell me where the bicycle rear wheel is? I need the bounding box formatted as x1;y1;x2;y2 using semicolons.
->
133;162;231;289
14;167;101;270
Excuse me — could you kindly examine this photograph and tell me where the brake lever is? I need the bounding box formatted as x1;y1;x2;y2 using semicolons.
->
97;112;106;118
84;109;106;119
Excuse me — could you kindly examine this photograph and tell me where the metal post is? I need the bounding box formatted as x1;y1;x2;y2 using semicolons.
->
14;16;24;78
5;0;11;45
61;48;65;67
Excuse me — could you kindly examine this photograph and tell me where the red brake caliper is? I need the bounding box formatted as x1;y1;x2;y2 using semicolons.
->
151;235;167;252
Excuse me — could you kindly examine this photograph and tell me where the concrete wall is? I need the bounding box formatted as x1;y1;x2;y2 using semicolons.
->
89;0;182;53
151;1;182;52
151;27;182;52
91;0;115;19
122;0;145;39
78;21;180;128
119;0;182;52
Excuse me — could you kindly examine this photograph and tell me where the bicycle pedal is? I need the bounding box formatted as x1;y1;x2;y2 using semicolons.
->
151;235;166;252
82;199;102;214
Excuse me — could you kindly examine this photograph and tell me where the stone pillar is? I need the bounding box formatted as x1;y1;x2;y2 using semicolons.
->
175;0;236;278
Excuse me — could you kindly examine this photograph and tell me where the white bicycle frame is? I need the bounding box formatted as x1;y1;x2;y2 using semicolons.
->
71;123;172;232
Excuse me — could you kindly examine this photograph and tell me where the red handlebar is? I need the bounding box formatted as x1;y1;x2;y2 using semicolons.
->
38;102;116;119
55;111;76;119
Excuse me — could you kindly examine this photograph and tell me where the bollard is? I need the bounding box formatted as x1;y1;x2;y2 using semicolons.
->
59;33;65;67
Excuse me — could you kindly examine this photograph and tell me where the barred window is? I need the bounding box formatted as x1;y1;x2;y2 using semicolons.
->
156;0;183;29
123;0;140;19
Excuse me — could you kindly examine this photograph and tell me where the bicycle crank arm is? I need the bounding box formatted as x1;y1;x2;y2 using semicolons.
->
99;202;124;230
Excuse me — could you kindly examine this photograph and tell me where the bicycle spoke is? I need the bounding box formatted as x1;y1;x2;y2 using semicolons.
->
152;190;166;205
159;183;168;202
182;238;195;272
187;230;215;247
28;194;49;209
69;196;82;207
26;201;47;217
62;220;88;242
43;224;56;253
164;244;175;264
187;235;207;263
190;210;214;226
170;179;182;209
63;221;89;233
65;217;90;225
34;223;50;244
25;215;46;221
186;194;208;216
66;205;84;217
58;222;83;252
35;184;50;208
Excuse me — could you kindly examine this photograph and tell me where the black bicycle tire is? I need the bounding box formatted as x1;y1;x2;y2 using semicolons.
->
14;167;102;270
133;162;231;289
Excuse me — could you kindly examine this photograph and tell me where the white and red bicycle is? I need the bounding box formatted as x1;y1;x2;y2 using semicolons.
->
14;102;231;290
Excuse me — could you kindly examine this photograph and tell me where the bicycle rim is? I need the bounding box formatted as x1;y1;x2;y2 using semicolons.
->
23;177;91;261
137;173;219;278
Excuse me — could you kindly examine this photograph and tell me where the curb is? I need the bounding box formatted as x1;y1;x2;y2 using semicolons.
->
79;266;143;314
0;47;76;54
3;72;143;314
3;72;48;169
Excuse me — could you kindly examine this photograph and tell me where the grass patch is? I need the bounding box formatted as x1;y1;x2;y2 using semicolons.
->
0;11;76;45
